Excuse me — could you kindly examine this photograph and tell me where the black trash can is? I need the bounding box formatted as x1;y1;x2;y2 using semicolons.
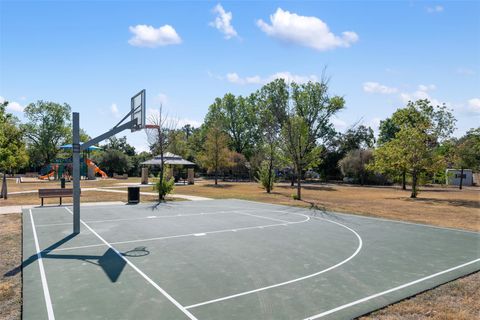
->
60;177;66;188
128;186;140;204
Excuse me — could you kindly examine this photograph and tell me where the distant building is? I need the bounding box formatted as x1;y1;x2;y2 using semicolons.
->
445;169;473;186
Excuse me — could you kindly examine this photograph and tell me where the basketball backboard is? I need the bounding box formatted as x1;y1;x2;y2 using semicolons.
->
131;89;146;132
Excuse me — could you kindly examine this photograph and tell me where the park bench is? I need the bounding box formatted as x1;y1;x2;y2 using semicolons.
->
38;188;76;206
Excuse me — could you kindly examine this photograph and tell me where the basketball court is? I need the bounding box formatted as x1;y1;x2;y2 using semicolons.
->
21;199;479;320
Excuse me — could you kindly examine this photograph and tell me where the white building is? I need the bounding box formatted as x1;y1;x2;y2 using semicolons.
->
445;169;473;186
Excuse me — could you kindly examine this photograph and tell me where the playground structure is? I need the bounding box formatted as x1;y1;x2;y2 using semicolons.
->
37;141;108;181
38;158;107;180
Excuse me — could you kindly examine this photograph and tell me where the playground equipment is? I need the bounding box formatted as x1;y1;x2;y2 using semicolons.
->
39;170;55;180
86;158;108;178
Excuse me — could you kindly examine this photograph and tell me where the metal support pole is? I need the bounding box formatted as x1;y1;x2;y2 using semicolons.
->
72;112;81;234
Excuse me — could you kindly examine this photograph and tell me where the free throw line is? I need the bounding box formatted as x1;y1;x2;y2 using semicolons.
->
64;208;198;320
29;209;55;320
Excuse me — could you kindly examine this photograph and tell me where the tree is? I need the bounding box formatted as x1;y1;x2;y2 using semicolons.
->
204;93;260;159
338;125;375;153
338;149;373;185
0;101;29;174
256;79;289;193
93;149;132;176
371;126;443;198
22;101;71;167
102;136;135;156
453;128;480;189
199;125;230;185
377;99;456;190
281;79;344;200
281;116;322;199
377;117;399;146
146;105;176;201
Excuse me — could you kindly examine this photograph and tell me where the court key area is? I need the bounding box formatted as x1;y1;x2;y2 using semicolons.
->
21;199;479;320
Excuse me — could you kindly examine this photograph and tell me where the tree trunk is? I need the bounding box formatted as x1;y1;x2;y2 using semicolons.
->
158;158;164;201
296;168;302;200
266;157;273;193
410;171;418;198
291;172;295;187
214;166;218;185
459;167;464;190
402;170;406;190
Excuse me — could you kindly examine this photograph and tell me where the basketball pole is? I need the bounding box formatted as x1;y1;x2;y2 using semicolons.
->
71;89;144;234
73;112;81;234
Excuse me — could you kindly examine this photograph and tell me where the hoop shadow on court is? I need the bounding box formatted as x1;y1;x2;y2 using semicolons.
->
5;233;149;282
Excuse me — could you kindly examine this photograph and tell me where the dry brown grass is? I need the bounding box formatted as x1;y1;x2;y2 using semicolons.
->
173;180;480;231
360;272;480;320
0;189;159;208
0;213;22;320
0;178;478;319
4;177;142;193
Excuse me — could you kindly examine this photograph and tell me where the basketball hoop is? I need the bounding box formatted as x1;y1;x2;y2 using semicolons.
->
144;124;160;129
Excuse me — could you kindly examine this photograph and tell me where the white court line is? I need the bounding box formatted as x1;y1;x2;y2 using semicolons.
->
63;208;198;320
29;209;55;320
233;211;292;224
35;210;236;227
50;211;311;252
304;258;480;319
185;217;363;310
235;199;480;235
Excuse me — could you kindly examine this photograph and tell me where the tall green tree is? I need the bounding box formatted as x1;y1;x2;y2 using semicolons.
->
378;99;456;189
102;136;136;156
281;116;323;200
256;79;289;193
453;128;480;189
281;80;344;200
0;101;29;173
204;93;259;159
22;101;71;166
371;100;455;197
199;125;231;185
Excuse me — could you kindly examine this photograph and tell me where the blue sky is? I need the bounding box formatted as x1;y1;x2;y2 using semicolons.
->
1;0;479;152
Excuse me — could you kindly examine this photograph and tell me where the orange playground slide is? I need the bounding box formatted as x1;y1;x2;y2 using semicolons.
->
86;158;108;178
39;170;55;180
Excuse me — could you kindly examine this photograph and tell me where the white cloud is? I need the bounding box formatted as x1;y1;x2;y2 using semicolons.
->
0;97;24;112
467;98;480;114
256;8;358;51
110;103;120;117
128;24;182;47
399;84;441;106
225;71;317;85
210;4;238;39
331;116;347;132
8;102;24;112
363;82;398;94
417;84;436;91
426;5;444;13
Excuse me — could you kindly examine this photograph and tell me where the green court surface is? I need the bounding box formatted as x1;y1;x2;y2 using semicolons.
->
20;199;479;320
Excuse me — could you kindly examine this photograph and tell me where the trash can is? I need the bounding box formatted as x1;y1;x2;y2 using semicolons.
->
60;177;66;188
127;186;140;204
